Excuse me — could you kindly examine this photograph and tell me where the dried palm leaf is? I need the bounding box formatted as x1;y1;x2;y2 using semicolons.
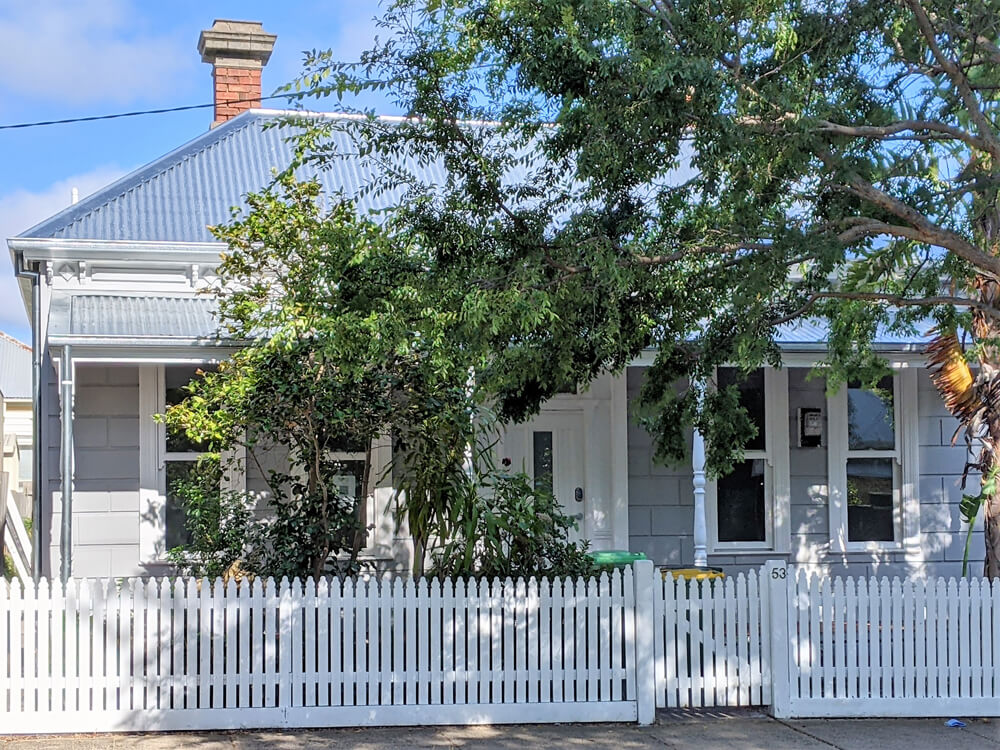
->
927;331;979;427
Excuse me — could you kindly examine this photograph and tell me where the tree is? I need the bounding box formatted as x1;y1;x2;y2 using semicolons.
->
288;0;1000;577
165;173;591;578
164;176;454;578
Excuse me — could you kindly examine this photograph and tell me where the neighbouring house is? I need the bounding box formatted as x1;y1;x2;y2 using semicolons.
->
0;332;33;517
5;20;983;582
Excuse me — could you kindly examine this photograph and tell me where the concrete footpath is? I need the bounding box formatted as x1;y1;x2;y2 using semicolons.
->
2;710;999;749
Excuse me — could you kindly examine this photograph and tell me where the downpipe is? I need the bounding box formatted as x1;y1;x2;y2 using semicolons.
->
12;251;42;581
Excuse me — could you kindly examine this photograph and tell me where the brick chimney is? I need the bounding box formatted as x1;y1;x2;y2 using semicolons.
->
198;20;277;127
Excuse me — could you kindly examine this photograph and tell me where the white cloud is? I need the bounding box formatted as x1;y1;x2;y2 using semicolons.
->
0;1;194;106
0;165;129;336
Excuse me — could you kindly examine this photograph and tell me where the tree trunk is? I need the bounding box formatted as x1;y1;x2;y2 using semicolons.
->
973;273;1000;580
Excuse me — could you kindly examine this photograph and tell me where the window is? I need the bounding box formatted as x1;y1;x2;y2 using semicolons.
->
163;366;214;550
828;369;919;551
139;364;242;563
706;367;790;552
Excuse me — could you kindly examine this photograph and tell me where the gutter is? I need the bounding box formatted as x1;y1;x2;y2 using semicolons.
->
12;251;42;581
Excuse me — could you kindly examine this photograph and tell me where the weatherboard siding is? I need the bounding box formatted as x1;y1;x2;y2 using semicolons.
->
626;365;985;579
46;365;143;578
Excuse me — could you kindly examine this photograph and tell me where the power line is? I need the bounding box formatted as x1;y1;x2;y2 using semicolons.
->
0;94;300;131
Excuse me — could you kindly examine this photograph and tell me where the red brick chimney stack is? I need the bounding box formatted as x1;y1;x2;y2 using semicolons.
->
198;20;277;127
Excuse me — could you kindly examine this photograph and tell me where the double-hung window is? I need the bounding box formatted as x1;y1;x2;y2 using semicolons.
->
707;367;790;552
828;368;919;550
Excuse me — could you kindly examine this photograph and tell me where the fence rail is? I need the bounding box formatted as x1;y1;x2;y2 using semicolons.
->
2;561;999;733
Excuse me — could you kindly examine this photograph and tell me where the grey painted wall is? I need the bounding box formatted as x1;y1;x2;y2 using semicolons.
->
626;366;986;579
48;364;142;578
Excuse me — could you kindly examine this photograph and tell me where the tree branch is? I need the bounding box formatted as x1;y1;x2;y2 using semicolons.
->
836;173;1000;277
772;291;1000;326
816;119;991;153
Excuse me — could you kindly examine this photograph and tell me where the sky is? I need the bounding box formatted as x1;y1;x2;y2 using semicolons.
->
0;0;396;344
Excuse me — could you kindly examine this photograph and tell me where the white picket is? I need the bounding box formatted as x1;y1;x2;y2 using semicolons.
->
914;578;926;700
330;578;343;707
935;577;948;699
613;571;626;703
118;580;136;710
367;577;380;706
290;578;303;708
442;578;455;706
172;579;185;710
549;577;564;703
477;578;491;704
237;579;251;708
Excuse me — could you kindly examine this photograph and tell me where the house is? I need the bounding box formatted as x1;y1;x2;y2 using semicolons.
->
0;332;33;517
5;20;982;582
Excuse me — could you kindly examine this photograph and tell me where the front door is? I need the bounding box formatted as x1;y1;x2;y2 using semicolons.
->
523;411;586;543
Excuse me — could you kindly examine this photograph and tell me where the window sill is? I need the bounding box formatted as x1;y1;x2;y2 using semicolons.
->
709;545;781;557
836;541;906;554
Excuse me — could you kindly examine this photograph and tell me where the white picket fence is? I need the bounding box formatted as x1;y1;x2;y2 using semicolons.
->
2;561;1000;734
772;566;1000;717
0;568;644;733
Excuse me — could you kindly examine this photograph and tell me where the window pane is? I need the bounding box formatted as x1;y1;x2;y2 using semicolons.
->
533;431;553;495
718;368;765;451
165;460;197;550
848;376;894;450
329;459;366;500
847;458;895;542
165;365;213;453
717;458;767;542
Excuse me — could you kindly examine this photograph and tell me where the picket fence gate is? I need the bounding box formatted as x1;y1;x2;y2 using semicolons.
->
2;560;1000;734
654;568;771;709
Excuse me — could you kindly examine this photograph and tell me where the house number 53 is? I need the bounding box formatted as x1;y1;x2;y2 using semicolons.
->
771;568;787;579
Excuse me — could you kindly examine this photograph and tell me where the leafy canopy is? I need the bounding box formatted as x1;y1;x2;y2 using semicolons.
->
286;0;1000;477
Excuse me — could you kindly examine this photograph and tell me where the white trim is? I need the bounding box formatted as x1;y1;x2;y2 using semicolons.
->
138;365;164;563
827;369;919;552
610;371;631;551
770;367;791;554
11;237;225;262
705;367;790;554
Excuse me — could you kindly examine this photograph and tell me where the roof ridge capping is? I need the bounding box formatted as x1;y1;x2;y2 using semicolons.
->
0;331;30;351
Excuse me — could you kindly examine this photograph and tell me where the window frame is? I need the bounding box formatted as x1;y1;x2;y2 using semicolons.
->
705;366;791;554
827;367;920;553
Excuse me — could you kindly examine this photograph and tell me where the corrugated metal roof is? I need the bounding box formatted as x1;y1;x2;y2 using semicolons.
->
19;110;454;243
775;318;932;347
48;294;221;340
0;333;32;400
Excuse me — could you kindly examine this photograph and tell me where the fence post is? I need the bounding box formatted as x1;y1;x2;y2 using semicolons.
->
764;560;791;718
633;559;656;725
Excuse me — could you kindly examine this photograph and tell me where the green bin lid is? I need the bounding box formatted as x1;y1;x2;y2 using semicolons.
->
589;550;648;564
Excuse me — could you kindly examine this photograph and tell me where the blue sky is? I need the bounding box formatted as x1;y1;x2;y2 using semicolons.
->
0;1;396;344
